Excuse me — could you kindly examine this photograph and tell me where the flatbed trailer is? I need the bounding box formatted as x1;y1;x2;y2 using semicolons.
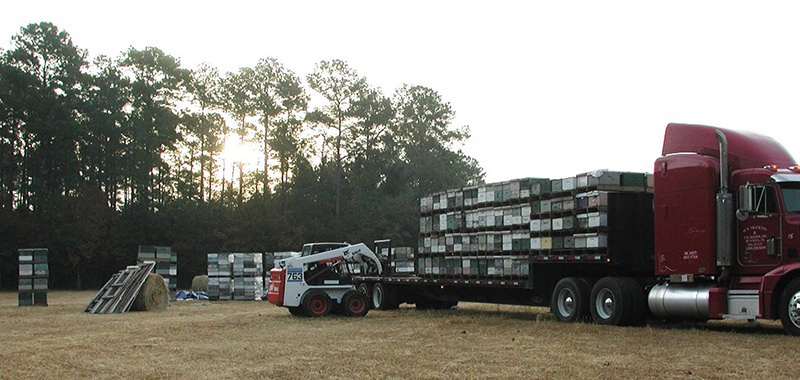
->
354;189;655;316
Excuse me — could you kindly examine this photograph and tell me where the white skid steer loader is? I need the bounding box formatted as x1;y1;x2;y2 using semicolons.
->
267;243;382;317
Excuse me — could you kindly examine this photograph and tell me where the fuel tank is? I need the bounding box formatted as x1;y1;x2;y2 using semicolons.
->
648;282;715;320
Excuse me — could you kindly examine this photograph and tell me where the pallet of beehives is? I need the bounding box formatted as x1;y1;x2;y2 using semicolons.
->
138;245;177;293
230;253;264;300
18;248;48;307
207;253;232;300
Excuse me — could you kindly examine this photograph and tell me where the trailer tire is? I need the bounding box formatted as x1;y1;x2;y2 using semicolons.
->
287;306;305;317
590;277;634;326
779;278;800;335
620;278;647;326
302;290;332;317
551;277;591;322
357;282;371;298
342;290;369;317
372;283;400;310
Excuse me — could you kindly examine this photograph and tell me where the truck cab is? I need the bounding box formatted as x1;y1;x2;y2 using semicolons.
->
651;123;800;334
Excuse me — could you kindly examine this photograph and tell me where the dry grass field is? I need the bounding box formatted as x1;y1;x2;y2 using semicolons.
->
1;291;798;380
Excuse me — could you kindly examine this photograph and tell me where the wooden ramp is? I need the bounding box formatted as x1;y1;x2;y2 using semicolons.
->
84;261;156;314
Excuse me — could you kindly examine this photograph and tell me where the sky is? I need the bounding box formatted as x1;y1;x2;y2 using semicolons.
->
3;1;800;182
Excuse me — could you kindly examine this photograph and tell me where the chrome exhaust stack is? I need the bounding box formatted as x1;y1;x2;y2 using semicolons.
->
715;130;733;285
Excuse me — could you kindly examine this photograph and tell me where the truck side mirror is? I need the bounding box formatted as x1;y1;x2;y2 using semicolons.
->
737;184;756;221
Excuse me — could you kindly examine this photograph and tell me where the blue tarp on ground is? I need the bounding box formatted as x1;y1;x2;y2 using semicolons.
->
176;290;209;300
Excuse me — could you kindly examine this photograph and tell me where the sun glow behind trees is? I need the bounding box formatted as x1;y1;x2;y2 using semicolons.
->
218;134;263;180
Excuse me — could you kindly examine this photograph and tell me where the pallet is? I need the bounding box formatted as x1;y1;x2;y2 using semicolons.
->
84;261;156;314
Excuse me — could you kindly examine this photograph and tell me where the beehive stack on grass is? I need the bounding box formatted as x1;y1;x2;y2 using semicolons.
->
18;248;48;306
207;253;232;300
137;246;177;295
232;253;263;300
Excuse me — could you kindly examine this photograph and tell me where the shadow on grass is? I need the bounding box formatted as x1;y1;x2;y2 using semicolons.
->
393;303;555;322
392;304;789;336
646;319;786;336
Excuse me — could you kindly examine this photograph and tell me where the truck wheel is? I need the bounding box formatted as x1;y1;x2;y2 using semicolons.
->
302;290;332;317
590;277;633;326
357;282;371;298
342;290;369;317
551;277;591;322
287;306;305;317
779;278;800;335
372;283;399;310
620;277;647;326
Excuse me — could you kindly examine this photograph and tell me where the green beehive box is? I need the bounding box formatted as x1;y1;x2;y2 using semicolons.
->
553;236;564;249
33;249;48;263
620;172;647;187
530;201;541;215
551;179;563;193
530;179;551;196
33;292;48;306
19;292;33;306
34;263;48;276
563;216;576;230
564;236;575;248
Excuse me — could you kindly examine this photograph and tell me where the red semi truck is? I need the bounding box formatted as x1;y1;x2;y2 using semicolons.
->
346;123;800;335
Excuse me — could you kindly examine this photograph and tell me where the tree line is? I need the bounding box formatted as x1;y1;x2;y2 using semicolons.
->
0;22;483;289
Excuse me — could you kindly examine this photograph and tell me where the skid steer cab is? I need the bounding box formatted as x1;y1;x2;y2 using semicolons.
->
267;243;383;317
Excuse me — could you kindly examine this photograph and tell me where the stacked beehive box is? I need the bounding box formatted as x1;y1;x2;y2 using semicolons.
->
208;253;264;300
207;253;233;300
391;247;415;274
137;246;177;294
232;253;263;300
418;171;652;279
18;248;48;306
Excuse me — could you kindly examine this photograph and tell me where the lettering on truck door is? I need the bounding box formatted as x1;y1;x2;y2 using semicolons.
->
738;185;782;268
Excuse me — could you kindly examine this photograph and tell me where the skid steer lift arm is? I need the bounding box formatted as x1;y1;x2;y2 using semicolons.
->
286;243;383;275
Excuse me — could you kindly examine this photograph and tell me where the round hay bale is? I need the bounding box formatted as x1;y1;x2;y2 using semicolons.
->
191;275;209;292
131;273;169;312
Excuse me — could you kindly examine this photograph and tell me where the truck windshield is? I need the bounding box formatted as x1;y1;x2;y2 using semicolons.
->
781;184;800;213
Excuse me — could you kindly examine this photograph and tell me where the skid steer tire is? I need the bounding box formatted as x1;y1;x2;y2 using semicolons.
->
342;290;369;317
302;290;332;317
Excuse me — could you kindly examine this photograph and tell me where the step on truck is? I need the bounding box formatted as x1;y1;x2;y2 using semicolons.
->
351;123;800;335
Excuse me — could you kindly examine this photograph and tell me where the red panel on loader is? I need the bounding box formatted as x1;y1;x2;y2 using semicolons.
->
267;268;286;306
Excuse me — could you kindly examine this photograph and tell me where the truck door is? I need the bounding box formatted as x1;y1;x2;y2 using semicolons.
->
737;185;783;270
